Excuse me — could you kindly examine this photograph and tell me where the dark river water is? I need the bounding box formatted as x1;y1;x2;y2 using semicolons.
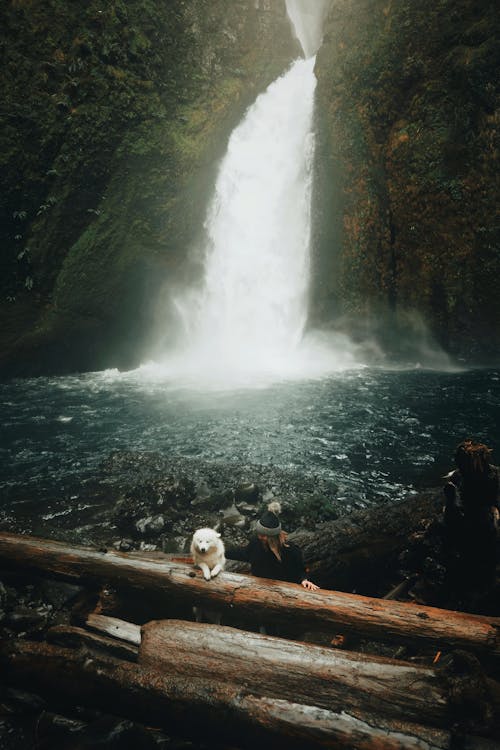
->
1;365;499;533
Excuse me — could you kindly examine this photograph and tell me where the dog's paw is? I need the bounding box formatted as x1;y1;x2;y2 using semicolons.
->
203;571;211;581
210;563;222;578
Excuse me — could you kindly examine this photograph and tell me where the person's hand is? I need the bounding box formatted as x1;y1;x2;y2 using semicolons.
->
301;579;319;591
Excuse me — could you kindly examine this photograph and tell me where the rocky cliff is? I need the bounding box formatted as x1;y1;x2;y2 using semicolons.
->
0;0;299;376
312;0;500;363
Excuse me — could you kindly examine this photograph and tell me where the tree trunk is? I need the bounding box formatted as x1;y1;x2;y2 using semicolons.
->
0;639;495;750
0;531;498;661
290;490;442;589
140;619;447;727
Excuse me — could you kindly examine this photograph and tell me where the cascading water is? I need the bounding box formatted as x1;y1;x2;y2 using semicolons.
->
286;0;333;58
150;0;361;386
150;0;448;387
171;56;332;382
162;67;358;382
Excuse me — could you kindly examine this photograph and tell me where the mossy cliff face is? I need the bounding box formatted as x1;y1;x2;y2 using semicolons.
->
0;0;298;376
312;0;500;361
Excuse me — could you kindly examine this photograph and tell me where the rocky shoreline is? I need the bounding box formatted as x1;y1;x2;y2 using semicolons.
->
0;448;372;550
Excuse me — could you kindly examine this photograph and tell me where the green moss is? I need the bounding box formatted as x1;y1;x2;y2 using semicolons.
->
0;0;299;375
312;0;500;361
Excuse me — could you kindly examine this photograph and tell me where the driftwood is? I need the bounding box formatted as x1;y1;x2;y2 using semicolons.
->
1;638;497;750
86;613;141;644
139;619;444;727
46;623;139;661
0;532;498;661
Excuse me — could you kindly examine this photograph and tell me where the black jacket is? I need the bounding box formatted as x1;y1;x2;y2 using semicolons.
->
225;537;306;584
444;465;500;516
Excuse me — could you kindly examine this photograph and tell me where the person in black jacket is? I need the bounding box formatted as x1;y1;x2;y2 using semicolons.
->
443;439;499;587
225;501;319;591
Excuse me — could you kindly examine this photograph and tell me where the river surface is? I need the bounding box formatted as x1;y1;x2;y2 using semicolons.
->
1;366;499;534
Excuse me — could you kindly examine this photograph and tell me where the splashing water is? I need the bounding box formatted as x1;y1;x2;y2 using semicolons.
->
152;38;452;388
163;57;359;386
285;0;333;58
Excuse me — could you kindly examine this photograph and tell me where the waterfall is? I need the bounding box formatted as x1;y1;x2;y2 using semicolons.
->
156;3;358;386
168;57;332;382
285;0;332;58
186;58;315;367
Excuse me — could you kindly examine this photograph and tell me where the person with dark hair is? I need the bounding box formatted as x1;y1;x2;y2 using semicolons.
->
225;501;319;590
444;439;500;531
443;439;499;595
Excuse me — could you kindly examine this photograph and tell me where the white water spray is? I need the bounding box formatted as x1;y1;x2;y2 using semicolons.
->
173;58;309;373
165;56;358;385
286;0;332;58
149;2;362;386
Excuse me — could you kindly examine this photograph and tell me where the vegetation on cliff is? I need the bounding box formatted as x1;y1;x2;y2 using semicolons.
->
0;0;298;376
312;0;500;362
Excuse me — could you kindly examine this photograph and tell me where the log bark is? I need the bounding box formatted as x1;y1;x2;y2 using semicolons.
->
0;638;495;750
290;490;442;589
46;624;138;661
86;613;141;645
1;531;498;661
140;619;447;727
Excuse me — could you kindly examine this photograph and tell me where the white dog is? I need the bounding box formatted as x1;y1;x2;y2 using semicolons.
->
190;527;226;581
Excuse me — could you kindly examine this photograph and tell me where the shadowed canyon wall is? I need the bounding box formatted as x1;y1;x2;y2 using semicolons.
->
311;0;500;362
0;0;298;376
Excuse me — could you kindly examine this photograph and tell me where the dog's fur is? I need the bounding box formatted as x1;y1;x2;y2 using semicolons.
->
190;527;226;581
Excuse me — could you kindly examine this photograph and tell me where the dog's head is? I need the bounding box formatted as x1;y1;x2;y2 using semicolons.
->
192;527;221;554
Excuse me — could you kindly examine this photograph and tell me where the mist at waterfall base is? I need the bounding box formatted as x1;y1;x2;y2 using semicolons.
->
152;53;452;387
150;2;343;387
156;56;359;388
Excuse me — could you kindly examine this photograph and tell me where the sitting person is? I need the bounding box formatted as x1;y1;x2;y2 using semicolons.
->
225;501;319;591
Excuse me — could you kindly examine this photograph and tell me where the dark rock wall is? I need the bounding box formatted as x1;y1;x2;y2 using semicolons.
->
0;0;298;376
311;0;500;362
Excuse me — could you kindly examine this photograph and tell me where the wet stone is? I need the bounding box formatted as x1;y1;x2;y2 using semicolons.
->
39;580;83;609
135;515;165;535
2;687;48;713
35;715;159;750
113;538;134;551
7;606;49;632
235;482;260;504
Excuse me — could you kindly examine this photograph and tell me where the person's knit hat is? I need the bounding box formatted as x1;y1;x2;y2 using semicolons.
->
255;501;282;536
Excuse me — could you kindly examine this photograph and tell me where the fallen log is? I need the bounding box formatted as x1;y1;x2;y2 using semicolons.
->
290;490;442;588
0;532;499;662
0;639;496;750
139;619;445;727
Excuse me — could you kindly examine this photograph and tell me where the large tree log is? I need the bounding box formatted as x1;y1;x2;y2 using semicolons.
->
290;490;442;589
139;619;445;727
0;639;496;750
0;531;499;661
